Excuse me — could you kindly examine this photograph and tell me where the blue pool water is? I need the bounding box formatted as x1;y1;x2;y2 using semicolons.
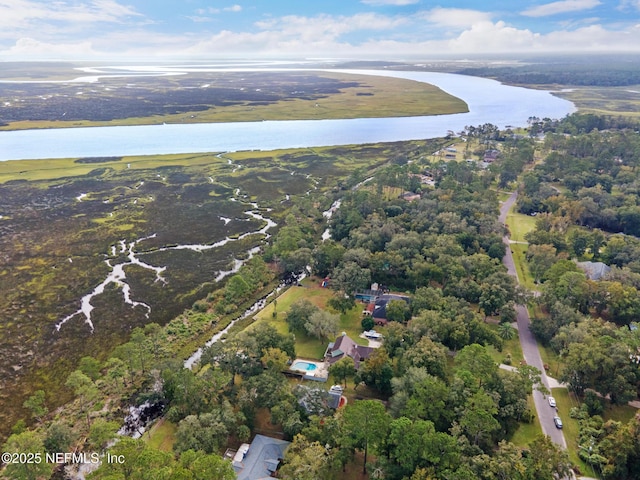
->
291;361;317;372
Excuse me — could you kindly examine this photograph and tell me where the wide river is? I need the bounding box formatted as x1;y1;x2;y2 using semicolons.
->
0;69;575;161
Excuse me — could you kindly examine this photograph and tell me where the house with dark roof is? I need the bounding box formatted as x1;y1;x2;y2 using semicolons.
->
371;294;411;325
233;434;290;480
577;261;611;280
325;333;374;369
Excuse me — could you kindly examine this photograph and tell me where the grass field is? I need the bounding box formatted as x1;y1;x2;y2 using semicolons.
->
506;210;537;243
146;419;177;452
251;281;368;359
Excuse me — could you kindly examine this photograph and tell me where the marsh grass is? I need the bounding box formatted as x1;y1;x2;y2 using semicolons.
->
0;72;468;131
1;140;439;439
554;85;640;117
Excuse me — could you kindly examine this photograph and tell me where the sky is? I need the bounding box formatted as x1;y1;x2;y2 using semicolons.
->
0;0;639;61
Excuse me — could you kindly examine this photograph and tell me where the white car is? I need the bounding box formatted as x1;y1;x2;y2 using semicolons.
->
548;396;556;408
364;330;383;339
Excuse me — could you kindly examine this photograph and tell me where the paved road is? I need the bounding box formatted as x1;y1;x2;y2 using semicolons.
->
500;191;567;449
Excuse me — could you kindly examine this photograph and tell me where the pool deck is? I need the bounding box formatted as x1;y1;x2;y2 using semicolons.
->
289;358;329;381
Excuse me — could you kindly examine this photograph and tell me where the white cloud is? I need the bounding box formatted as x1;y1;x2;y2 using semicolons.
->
4;37;97;58
0;0;142;29
224;5;242;13
421;8;493;28
522;0;601;17
255;13;406;42
361;0;419;5
2;7;640;60
185;16;213;23
618;0;640;9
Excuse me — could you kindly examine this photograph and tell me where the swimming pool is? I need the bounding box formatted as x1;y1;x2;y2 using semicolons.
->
291;360;317;372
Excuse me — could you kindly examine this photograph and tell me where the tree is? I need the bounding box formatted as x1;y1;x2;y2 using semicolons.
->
88;419;119;451
261;347;290;372
87;438;195;480
305;310;340;340
78;356;102;381
329;357;356;388
105;356;127;390
43;422;74;454
174;412;229;454
479;282;510;318
498;323;517;340
459;389;500;446
331;261;371;297
280;434;333;480
568;229;591;258
328;294;356;314
526;244;557;283
402;336;448;379
65;370;99;429
341;400;390;474
179;449;237;480
2;430;51;480
361;316;374;331
312;241;345;277
455;344;497;388
224;274;251;303
23;390;48;422
386;299;411;323
523;435;573;480
359;347;394;394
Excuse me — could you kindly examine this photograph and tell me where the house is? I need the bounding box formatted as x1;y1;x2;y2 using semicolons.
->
371;294;411;325
325;333;374;369
400;191;421;202
576;261;611;280
483;149;500;162
233;434;291;480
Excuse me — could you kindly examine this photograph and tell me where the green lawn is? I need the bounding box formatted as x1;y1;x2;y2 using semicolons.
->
485;324;525;366
251;283;367;359
510;395;542;447
538;343;564;379
146;419;177;452
510;243;537;291
506;210;537;243
551;388;597;477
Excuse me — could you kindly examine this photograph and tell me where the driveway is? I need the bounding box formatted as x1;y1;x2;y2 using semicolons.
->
500;191;567;449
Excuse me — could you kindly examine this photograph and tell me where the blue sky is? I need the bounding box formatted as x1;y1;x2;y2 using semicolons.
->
1;0;639;60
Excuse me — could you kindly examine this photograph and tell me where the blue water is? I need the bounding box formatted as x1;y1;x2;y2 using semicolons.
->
0;69;575;162
291;361;317;372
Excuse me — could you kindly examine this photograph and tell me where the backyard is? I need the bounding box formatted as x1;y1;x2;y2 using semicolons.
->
251;278;368;359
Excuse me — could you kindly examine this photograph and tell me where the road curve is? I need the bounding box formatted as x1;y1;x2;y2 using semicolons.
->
500;191;567;449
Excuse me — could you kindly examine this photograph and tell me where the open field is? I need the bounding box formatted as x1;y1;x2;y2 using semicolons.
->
0;70;468;130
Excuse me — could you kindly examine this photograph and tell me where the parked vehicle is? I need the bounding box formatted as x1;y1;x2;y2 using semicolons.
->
553;416;563;429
